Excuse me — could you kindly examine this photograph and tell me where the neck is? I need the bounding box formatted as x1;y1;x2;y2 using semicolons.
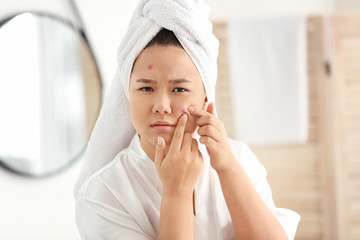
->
139;136;156;161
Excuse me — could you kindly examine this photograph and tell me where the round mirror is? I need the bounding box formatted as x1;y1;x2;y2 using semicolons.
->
0;12;102;177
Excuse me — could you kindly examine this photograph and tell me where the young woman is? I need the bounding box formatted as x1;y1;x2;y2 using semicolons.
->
75;1;300;239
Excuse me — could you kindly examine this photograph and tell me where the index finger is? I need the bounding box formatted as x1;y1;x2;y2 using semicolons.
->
187;106;209;117
168;114;187;152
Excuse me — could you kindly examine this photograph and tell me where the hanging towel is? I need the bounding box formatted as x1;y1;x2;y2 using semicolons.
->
227;15;308;146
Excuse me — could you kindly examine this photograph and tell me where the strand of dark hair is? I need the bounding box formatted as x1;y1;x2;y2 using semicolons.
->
145;28;183;49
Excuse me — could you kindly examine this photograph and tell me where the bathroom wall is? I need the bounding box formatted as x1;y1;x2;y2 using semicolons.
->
0;0;78;31
336;0;360;11
0;0;348;239
72;0;138;95
207;0;335;20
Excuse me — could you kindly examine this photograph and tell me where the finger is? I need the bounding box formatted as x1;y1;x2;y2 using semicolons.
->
196;114;215;127
199;135;218;148
197;118;224;135
191;138;199;152
188;106;222;131
154;136;166;169
182;132;193;151
192;140;204;166
168;114;187;152
187;106;209;118
197;125;221;142
188;103;216;117
206;102;216;115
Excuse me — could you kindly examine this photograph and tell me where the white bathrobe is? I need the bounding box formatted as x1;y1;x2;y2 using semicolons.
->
75;134;300;240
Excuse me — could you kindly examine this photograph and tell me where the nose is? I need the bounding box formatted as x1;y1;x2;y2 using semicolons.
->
152;92;172;114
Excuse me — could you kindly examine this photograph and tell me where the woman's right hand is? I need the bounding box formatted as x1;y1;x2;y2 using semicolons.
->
154;114;204;196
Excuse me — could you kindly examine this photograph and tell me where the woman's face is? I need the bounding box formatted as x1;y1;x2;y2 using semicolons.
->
129;45;207;158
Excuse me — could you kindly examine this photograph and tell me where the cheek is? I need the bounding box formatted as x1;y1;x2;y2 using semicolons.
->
129;97;136;117
129;96;143;129
129;106;138;130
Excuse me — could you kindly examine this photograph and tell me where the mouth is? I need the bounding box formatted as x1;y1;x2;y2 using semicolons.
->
151;121;176;131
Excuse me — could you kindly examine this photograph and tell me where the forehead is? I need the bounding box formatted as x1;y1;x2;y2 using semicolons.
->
131;45;201;80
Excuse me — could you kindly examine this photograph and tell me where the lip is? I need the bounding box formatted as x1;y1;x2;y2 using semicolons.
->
151;121;176;131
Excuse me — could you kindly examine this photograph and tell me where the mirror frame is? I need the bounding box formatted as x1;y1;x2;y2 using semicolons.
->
0;11;103;178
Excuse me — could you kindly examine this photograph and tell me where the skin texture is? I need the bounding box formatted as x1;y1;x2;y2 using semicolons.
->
129;45;288;240
129;45;207;160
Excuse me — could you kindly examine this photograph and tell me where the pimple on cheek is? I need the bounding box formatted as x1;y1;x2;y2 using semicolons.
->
147;65;152;70
182;108;189;115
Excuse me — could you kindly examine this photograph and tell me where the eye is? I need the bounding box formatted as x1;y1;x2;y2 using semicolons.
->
173;87;188;93
139;87;153;92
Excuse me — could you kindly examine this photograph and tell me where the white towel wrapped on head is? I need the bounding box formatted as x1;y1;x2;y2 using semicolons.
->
74;0;219;194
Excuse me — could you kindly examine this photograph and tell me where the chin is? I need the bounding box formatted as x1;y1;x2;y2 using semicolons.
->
161;134;173;146
146;132;173;146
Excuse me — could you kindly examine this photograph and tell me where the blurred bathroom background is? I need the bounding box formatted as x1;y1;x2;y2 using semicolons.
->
0;0;359;239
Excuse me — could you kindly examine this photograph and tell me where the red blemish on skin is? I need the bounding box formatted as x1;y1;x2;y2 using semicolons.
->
182;108;189;115
147;65;152;70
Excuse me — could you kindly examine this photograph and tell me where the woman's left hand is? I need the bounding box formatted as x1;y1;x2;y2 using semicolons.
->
188;103;236;171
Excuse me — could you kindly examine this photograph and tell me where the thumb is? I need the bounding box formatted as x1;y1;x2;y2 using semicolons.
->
207;102;216;115
154;136;166;169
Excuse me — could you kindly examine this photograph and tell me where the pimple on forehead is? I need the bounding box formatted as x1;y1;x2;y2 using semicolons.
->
147;65;152;70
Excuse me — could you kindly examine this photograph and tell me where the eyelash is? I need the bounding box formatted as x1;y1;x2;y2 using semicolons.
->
138;87;189;93
173;87;188;93
139;87;153;92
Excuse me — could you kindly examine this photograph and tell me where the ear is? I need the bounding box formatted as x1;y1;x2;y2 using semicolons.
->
202;96;208;110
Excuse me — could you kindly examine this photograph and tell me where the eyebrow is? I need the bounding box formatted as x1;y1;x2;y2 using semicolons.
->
135;78;192;83
136;79;155;83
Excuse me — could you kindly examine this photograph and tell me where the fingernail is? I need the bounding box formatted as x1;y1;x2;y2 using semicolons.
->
157;136;162;146
188;106;195;112
181;114;188;121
